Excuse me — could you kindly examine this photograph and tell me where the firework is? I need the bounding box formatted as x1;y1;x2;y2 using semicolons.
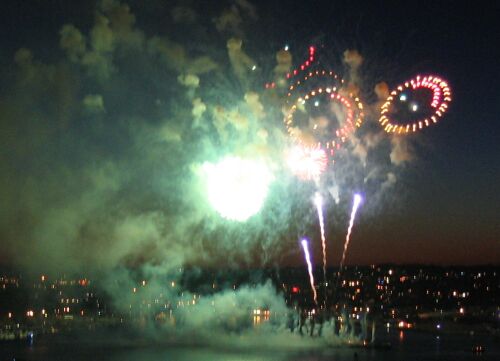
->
287;46;316;79
379;75;452;134
203;156;274;222
265;46;316;89
301;238;318;305
286;69;343;102
287;146;327;181
339;194;363;271
266;46;365;156
284;87;364;151
314;192;328;285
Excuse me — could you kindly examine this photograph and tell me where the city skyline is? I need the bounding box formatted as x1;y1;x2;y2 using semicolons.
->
0;3;499;359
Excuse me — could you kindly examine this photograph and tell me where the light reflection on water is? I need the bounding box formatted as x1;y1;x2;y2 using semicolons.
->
1;331;499;361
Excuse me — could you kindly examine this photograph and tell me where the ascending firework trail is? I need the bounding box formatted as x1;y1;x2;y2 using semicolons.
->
314;193;328;286
339;194;363;272
301;238;318;306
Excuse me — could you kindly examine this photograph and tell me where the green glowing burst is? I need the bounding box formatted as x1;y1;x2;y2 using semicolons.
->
203;156;274;222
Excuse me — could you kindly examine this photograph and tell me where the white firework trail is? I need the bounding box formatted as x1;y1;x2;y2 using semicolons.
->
339;194;363;271
314;192;328;284
301;238;318;305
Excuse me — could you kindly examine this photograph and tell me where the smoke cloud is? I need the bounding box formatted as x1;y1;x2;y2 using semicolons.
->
0;0;424;344
390;136;414;165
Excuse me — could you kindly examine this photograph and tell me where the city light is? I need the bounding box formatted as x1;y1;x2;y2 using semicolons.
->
0;261;496;344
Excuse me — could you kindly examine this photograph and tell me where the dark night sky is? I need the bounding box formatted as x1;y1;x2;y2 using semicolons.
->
0;0;498;269
272;0;500;265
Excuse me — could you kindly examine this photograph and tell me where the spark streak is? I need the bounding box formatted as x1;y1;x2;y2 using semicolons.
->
314;192;327;284
339;194;363;271
301;238;318;305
